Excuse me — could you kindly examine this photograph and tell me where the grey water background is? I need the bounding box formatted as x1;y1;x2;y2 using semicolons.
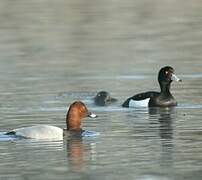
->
0;0;202;179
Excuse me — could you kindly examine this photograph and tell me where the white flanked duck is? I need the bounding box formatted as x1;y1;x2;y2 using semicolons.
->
122;66;182;108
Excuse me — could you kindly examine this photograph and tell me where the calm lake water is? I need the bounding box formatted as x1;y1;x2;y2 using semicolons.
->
0;0;202;179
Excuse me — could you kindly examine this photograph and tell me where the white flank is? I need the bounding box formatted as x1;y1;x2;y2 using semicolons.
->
129;98;150;107
14;125;63;140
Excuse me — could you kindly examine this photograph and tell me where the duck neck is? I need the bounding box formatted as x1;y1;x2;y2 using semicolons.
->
66;114;82;131
160;82;171;96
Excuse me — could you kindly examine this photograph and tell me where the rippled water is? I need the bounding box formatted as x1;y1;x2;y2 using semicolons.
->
0;0;202;179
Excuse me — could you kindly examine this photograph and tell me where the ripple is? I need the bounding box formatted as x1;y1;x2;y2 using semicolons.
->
178;104;202;109
0;133;18;142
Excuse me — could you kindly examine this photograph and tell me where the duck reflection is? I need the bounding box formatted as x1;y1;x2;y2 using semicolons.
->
64;133;97;171
149;107;177;167
66;136;85;170
149;107;176;140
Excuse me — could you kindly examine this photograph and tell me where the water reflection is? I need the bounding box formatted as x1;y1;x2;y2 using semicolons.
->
65;136;85;170
65;135;97;171
149;107;176;168
149;107;176;140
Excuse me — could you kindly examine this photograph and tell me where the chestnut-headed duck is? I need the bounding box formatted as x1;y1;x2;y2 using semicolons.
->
94;91;117;106
122;66;182;108
6;101;97;140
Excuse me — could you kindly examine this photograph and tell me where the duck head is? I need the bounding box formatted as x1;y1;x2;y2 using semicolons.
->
158;66;181;84
66;101;96;131
94;91;117;106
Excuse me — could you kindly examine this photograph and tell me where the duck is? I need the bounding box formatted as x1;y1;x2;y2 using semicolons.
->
6;101;97;140
122;66;182;108
94;91;117;106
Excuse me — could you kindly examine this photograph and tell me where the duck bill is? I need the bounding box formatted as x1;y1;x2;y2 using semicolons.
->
109;97;117;102
88;112;97;118
171;73;182;82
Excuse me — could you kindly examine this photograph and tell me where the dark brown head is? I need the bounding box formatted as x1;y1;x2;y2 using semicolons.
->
94;91;117;106
158;66;182;84
66;101;97;131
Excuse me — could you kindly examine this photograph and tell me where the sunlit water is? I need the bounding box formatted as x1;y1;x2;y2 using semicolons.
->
0;0;202;180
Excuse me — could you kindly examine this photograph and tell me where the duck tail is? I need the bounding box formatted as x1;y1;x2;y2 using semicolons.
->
5;131;16;135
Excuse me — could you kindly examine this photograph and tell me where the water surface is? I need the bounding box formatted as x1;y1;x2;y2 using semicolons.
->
0;0;202;179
